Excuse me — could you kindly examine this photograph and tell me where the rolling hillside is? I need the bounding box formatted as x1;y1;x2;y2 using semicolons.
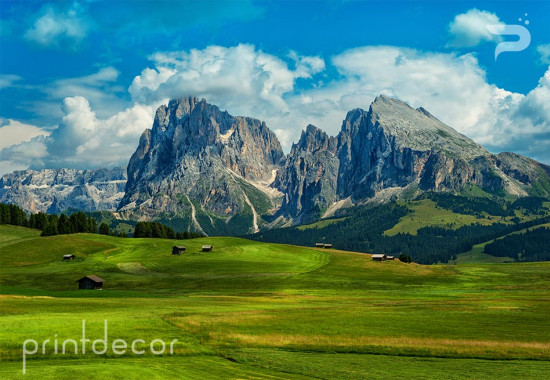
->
1;225;550;379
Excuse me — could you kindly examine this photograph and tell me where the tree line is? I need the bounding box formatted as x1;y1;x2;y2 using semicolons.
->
1;203;97;236
1;203;201;239
134;221;204;239
248;202;550;264
484;227;550;261
426;193;549;217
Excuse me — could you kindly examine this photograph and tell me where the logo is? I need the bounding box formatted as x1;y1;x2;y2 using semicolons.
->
487;13;531;60
22;320;178;374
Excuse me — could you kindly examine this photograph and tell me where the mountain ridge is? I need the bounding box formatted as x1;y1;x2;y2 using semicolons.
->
2;95;550;233
117;97;284;234
0;167;126;214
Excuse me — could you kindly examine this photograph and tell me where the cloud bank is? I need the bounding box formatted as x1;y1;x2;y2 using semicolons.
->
1;44;550;176
0;97;155;171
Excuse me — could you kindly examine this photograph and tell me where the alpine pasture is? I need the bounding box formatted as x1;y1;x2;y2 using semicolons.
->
1;225;549;379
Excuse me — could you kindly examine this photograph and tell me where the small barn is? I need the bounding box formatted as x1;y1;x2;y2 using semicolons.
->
386;255;395;261
172;246;186;255
202;245;213;252
323;244;333;249
63;254;76;261
372;254;387;262
315;243;324;248
76;275;104;290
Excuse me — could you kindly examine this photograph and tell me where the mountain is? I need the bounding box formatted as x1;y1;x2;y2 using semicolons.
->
274;95;550;223
273;124;339;224
0;168;126;214
118;97;284;235
2;95;549;234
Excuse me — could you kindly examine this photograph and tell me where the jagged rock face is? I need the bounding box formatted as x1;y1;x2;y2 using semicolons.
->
336;96;490;199
274;125;339;223
0;168;127;213
120;97;284;234
277;95;550;221
4;95;549;231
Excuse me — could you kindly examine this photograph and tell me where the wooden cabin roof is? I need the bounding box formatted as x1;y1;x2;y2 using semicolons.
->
76;275;104;283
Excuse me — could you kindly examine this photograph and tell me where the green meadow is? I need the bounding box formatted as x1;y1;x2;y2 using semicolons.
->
1;224;550;379
384;199;498;236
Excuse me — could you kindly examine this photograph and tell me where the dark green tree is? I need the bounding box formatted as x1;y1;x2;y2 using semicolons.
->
70;212;88;233
399;254;412;263
0;204;10;224
32;212;49;230
41;222;58;236
99;222;110;235
9;204;27;226
87;217;98;233
57;214;72;234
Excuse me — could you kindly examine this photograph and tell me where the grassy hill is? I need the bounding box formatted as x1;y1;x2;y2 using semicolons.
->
384;199;499;236
1;225;550;379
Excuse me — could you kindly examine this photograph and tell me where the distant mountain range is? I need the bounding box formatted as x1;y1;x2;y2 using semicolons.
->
0;168;126;214
2;96;550;234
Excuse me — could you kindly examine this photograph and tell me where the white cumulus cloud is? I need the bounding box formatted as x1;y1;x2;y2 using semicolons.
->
0;97;156;172
447;9;504;48
303;47;549;161
129;43;325;117
0;136;49;174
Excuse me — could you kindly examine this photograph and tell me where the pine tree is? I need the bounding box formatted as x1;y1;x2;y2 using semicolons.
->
99;222;110;235
57;214;72;234
87;217;98;233
41;222;58;236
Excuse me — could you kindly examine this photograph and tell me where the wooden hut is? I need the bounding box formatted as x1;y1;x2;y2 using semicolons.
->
76;275;104;290
386;255;395;261
63;254;76;261
315;243;324;248
172;246;186;255
201;245;213;252
323;244;333;249
372;254;387;262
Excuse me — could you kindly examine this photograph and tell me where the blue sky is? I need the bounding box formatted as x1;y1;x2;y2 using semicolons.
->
0;0;549;175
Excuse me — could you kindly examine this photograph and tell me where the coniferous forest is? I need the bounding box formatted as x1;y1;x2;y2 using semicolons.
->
1;203;97;237
0;203;200;240
484;227;550;261
248;201;550;264
133;221;204;240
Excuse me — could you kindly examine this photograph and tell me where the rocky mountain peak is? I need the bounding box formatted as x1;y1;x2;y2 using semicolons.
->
367;95;488;160
416;106;435;118
4;95;549;233
169;96;201;116
294;124;337;155
339;108;367;135
119;98;284;234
